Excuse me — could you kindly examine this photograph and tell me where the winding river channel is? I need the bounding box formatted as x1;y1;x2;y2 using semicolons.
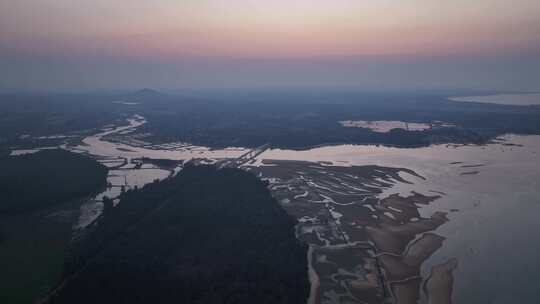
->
64;116;248;228
11;115;540;303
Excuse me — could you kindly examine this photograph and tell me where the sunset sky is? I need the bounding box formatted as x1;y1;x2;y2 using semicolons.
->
1;0;539;91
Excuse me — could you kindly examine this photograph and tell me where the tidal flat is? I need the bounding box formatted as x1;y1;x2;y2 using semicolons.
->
8;115;540;304
247;134;540;304
245;160;451;303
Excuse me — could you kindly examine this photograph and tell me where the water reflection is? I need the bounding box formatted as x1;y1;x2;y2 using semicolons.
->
254;134;540;303
339;120;433;132
9;147;57;156
72;115;248;161
10;112;540;302
70;115;248;229
449;93;540;106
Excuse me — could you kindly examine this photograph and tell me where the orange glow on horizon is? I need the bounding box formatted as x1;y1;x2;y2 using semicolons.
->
1;0;539;59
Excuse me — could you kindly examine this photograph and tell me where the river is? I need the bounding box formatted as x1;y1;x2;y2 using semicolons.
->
64;115;248;228
254;135;540;303
11;114;540;303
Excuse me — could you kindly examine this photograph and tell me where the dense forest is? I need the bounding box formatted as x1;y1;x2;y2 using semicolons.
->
0;149;108;304
2;89;540;149
0;149;108;214
0;93;120;140
47;165;309;304
135;90;540;148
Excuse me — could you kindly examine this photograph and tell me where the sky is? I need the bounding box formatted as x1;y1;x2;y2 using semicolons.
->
1;0;539;91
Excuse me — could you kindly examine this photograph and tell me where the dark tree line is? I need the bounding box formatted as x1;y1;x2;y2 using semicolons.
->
3;90;540;151
0;149;108;214
134;91;540;149
49;165;310;304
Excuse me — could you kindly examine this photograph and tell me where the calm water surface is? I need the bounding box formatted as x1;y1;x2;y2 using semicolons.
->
256;135;540;303
74;116;247;161
69;116;248;228
449;93;540;105
12;114;540;302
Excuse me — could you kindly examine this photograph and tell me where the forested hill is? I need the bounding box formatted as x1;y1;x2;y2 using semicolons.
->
0;149;108;214
48;165;309;304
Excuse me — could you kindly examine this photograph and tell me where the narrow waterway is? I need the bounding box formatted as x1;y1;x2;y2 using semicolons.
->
64;115;248;228
11;113;540;303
